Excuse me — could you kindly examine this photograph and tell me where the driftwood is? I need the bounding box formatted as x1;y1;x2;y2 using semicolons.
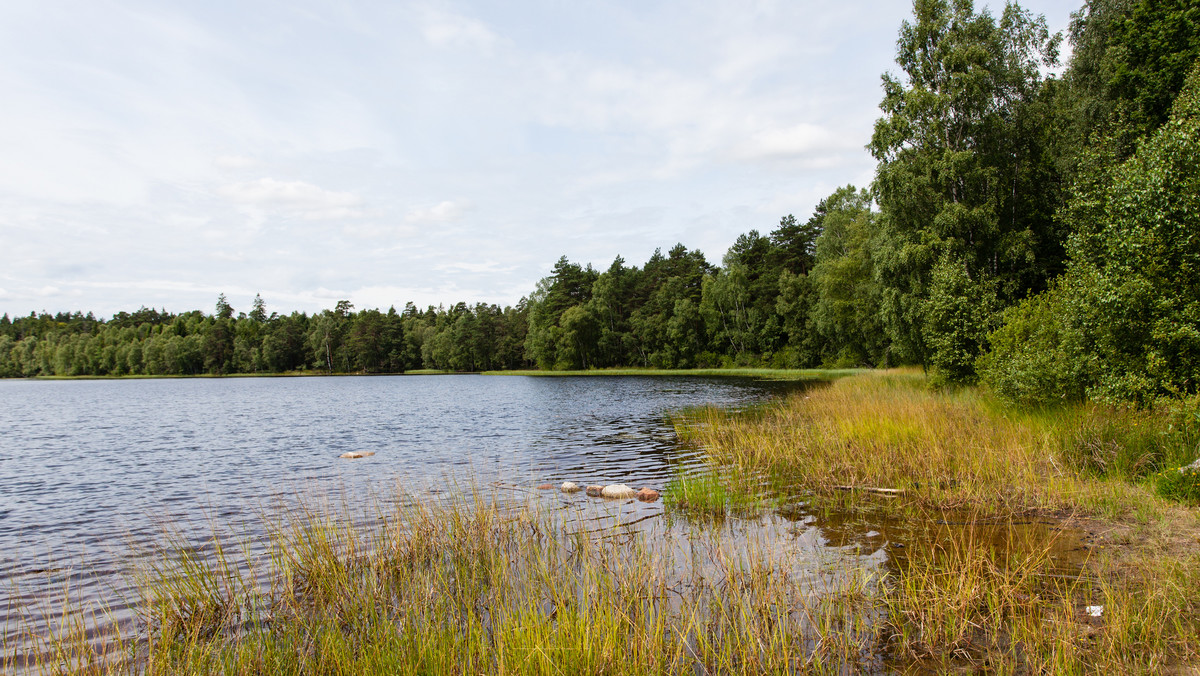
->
833;485;906;496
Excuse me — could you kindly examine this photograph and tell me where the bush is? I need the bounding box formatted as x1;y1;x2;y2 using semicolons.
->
977;281;1092;405
982;61;1200;406
1155;464;1200;503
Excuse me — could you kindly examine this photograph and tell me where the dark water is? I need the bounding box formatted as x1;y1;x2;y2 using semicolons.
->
0;375;810;646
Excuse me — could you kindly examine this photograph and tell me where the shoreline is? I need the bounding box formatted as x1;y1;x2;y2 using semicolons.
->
6;367;867;382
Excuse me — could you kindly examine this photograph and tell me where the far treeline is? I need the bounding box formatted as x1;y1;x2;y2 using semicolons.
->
3;0;1199;407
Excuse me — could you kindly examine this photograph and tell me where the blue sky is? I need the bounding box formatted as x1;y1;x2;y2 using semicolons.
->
0;0;1082;318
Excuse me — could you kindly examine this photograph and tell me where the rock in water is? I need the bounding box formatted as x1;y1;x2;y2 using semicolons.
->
339;451;376;459
601;484;636;499
536;483;555;490
635;487;660;502
585;485;604;497
561;482;581;493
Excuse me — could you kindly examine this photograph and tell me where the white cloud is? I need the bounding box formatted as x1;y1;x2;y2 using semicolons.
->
434;261;518;274
421;11;498;51
405;200;464;224
218;178;364;220
214;154;258;169
340;222;420;242
736;123;843;160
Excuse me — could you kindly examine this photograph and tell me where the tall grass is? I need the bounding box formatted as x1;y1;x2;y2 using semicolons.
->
880;518;1200;672
674;370;1189;516
9;495;888;675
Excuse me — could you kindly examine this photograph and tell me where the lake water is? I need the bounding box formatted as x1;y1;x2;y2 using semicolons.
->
0;374;816;652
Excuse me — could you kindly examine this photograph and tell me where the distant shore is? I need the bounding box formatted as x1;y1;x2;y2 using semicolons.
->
10;367;867;381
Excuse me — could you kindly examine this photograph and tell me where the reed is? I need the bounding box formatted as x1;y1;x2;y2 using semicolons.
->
9;495;890;675
674;369;1188;516
661;469;772;520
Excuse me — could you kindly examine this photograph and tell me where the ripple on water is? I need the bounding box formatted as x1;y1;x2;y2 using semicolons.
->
0;374;830;660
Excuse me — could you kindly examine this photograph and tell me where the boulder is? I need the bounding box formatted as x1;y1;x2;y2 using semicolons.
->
536;483;555;490
338;451;376;459
561;482;581;493
601;484;636;499
585;485;604;497
1183;458;1200;473
635;487;660;502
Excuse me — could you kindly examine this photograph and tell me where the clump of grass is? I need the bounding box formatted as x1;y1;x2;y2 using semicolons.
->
882;528;1065;665
877;515;1200;672
1155;464;1200;504
662;469;770;520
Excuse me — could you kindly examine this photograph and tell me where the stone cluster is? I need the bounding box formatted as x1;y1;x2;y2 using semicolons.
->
564;482;659;502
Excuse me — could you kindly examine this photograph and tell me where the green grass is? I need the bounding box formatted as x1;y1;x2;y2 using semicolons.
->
662;469;773;519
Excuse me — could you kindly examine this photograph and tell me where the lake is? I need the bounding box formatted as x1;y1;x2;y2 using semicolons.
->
0;374;819;652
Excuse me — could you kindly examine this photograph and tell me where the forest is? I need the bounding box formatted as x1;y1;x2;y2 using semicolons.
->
2;0;1198;407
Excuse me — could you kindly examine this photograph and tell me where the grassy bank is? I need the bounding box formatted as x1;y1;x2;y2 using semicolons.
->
674;369;1200;514
9;371;1200;673
672;369;1200;671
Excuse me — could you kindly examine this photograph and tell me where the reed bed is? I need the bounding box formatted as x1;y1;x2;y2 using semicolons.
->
10;495;889;675
674;370;1188;516
879;517;1200;672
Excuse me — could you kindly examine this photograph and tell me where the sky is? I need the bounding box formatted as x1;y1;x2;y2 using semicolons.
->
0;0;1083;319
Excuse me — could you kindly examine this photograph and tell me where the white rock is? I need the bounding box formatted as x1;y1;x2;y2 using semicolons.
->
601;484;636;499
339;451;376;459
1086;605;1103;617
561;482;581;493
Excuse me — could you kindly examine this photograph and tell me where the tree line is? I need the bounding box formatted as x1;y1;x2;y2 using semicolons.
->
3;0;1199;406
0;297;530;377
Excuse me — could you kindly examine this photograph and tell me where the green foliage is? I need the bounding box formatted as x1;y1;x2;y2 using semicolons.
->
809;186;885;367
1064;0;1200;163
986;60;1200;405
870;0;1064;381
1155;464;1200;504
923;255;999;385
977;279;1091;405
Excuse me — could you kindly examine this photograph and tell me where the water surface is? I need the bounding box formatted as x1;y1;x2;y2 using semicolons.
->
0;374;810;643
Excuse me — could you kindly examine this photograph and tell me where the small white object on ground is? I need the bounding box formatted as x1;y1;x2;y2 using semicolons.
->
601;484;636;499
1086;605;1103;617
